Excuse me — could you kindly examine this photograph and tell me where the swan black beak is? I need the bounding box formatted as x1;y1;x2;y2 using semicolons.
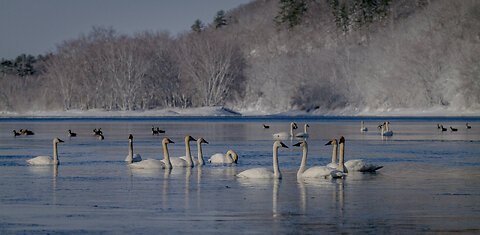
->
203;140;209;144
280;142;288;148
293;142;301;147
325;140;332;145
58;139;64;143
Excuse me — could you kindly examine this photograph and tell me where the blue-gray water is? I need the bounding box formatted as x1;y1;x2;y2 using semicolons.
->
1;117;479;233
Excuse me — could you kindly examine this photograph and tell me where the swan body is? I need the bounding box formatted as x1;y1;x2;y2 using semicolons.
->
208;150;238;164
360;121;368;132
294;140;345;179
337;136;383;172
125;134;143;163
27;138;64;165
129;137;174;169
466;123;471;129
381;122;393;136
163;136;196;168
295;124;310;138
273;122;298;139
237;141;288;179
180;137;208;166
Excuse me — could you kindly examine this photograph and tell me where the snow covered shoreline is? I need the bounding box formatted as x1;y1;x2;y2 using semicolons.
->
1;106;480;118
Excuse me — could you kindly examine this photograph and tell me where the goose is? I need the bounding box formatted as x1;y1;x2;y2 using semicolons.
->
263;124;270;129
440;125;447;132
68;129;77;137
273;122;298;139
294;140;345;179
163;136;196;167
295;124;310;138
124;134;142;163
450;126;458;132
236;140;288;179
208;150;239;164
21;129;34;135
97;134;105;140
360;121;368;132
337;136;383;172
181;137;208;166
156;127;165;134
466;123;471;129
381;122;393;136
129;137;174;169
12;130;20;137
27;138;64;165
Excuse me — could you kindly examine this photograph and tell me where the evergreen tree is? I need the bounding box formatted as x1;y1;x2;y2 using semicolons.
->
275;0;309;29
214;10;227;28
191;19;205;33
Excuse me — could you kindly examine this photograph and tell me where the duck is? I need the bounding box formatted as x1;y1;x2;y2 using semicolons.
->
125;134;142;163
450;126;458;132
336;136;383;172
129;137;174;169
27;138;64;165
295;124;310;138
181;137;208;166
21;129;34;135
209;150;239;164
93;128;103;136
466;123;471;129
97;134;105;140
273;122;298;139
156;127;165;134
440;125;447;132
163;136;196;167
236;140;288;179
294;140;345;179
360;121;368;132
263;124;270;129
437;124;442;129
68;129;77;137
151;126;159;135
12;130;20;137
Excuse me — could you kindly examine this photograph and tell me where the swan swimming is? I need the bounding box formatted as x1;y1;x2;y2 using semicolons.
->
381;122;393;136
294;140;345;179
181;137;208;166
208;150;238;164
295;124;310;138
164;136;196;167
125;134;142;163
337;136;383;172
360;121;368;132
27;138;64;165
273;122;298;139
129;137;174;169
236;140;288;179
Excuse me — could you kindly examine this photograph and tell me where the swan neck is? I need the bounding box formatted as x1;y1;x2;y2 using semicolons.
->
331;143;338;164
53;142;59;164
163;142;172;169
273;146;281;178
128;139;133;163
197;142;205;165
297;144;308;178
304;124;308;133
185;140;193;167
290;123;294;136
338;142;345;172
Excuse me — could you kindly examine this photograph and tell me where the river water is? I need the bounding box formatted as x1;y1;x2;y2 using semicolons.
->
0;117;479;233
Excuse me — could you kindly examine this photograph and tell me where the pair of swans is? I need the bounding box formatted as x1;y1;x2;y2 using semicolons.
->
381;121;393;136
272;122;310;139
27;138;64;165
326;136;383;172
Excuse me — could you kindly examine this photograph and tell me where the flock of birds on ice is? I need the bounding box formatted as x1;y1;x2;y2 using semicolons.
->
18;121;473;180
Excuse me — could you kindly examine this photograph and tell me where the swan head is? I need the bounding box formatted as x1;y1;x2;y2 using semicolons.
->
274;140;289;149
197;137;208;144
293;140;307;147
53;138;64;144
325;139;338;146
162;137;174;145
290;122;298;129
185;135;197;142
227;150;238;163
339;136;345;144
305;124;309;128
128;134;133;141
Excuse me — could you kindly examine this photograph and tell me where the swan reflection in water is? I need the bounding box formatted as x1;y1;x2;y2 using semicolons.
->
297;178;344;215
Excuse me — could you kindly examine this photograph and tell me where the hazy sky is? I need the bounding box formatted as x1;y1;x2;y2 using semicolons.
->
0;0;253;59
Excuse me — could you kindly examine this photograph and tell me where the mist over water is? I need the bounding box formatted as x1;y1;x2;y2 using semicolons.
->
0;117;479;233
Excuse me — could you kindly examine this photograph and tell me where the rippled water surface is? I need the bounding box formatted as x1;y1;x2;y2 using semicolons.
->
1;117;479;233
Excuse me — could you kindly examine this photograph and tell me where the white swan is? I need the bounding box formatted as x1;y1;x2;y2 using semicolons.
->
181;137;208;166
236;140;288;179
294;140;345;179
325;139;339;169
208;150;238;164
295;124;310;138
381;122;393;136
338;136;383;172
166;135;196;167
129;137;174;169
27;138;64;165
360;121;368;132
273;122;298;139
124;134;142;163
